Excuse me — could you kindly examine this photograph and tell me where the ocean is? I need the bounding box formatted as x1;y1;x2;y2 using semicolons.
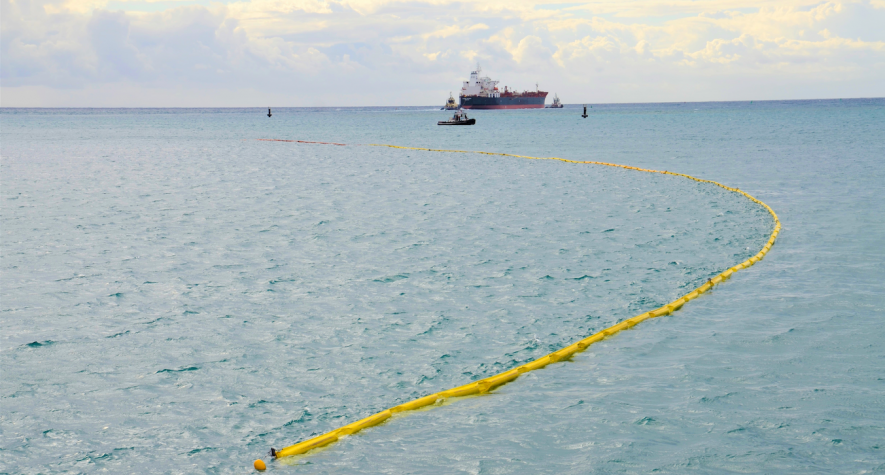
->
1;100;883;473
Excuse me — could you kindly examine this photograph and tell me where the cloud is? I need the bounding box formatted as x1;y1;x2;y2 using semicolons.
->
1;0;883;106
88;10;149;79
423;23;489;40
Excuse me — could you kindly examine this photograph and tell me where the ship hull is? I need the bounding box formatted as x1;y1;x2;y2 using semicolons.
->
438;118;475;125
460;94;547;109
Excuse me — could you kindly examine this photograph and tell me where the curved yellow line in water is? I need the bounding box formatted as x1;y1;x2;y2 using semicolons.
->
269;143;781;462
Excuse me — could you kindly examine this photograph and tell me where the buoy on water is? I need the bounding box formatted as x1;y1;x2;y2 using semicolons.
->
582;105;588;118
267;108;272;117
254;459;266;471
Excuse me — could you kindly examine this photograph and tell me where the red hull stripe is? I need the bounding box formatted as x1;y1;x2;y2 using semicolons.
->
461;105;546;110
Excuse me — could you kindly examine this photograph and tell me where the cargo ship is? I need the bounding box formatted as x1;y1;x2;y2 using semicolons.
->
459;65;547;109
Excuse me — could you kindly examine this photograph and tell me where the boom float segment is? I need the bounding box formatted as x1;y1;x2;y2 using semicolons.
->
268;142;781;463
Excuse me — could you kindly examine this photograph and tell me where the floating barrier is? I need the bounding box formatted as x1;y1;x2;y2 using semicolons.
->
261;141;781;465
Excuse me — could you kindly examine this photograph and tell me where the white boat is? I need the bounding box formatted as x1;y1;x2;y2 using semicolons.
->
547;94;563;108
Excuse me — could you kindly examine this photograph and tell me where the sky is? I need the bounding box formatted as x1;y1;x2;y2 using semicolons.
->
1;0;884;106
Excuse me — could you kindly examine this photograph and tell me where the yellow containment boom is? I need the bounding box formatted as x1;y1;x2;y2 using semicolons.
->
267;143;781;463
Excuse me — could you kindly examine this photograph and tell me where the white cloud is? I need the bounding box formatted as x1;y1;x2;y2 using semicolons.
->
1;0;883;106
423;23;489;40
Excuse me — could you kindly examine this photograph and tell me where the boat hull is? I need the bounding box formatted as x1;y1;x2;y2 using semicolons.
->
438;118;476;125
460;94;546;109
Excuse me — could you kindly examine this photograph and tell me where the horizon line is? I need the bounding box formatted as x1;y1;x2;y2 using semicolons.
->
2;97;882;110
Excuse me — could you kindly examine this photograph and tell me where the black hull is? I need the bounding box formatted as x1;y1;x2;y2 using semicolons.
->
438;118;476;125
460;94;547;109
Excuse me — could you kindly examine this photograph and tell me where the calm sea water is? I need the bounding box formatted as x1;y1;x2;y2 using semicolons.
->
2;100;883;474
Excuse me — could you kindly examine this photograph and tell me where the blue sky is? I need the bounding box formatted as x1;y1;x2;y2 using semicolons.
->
2;0;884;106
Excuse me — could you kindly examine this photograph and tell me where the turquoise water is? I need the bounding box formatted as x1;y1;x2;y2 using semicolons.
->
1;100;883;473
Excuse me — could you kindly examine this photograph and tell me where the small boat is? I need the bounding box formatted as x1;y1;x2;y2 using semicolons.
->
547;94;563;108
438;109;475;125
441;92;459;110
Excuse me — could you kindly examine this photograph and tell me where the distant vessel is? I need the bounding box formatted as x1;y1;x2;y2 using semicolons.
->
438;109;475;126
459;65;547;109
442;93;459;110
547;94;563;108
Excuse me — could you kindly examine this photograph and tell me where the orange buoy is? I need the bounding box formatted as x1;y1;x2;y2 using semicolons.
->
254;459;267;471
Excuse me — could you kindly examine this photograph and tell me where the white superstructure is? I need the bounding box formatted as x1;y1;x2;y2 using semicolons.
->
460;65;500;98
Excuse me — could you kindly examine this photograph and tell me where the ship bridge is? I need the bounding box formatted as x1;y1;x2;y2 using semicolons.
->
460;65;500;98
